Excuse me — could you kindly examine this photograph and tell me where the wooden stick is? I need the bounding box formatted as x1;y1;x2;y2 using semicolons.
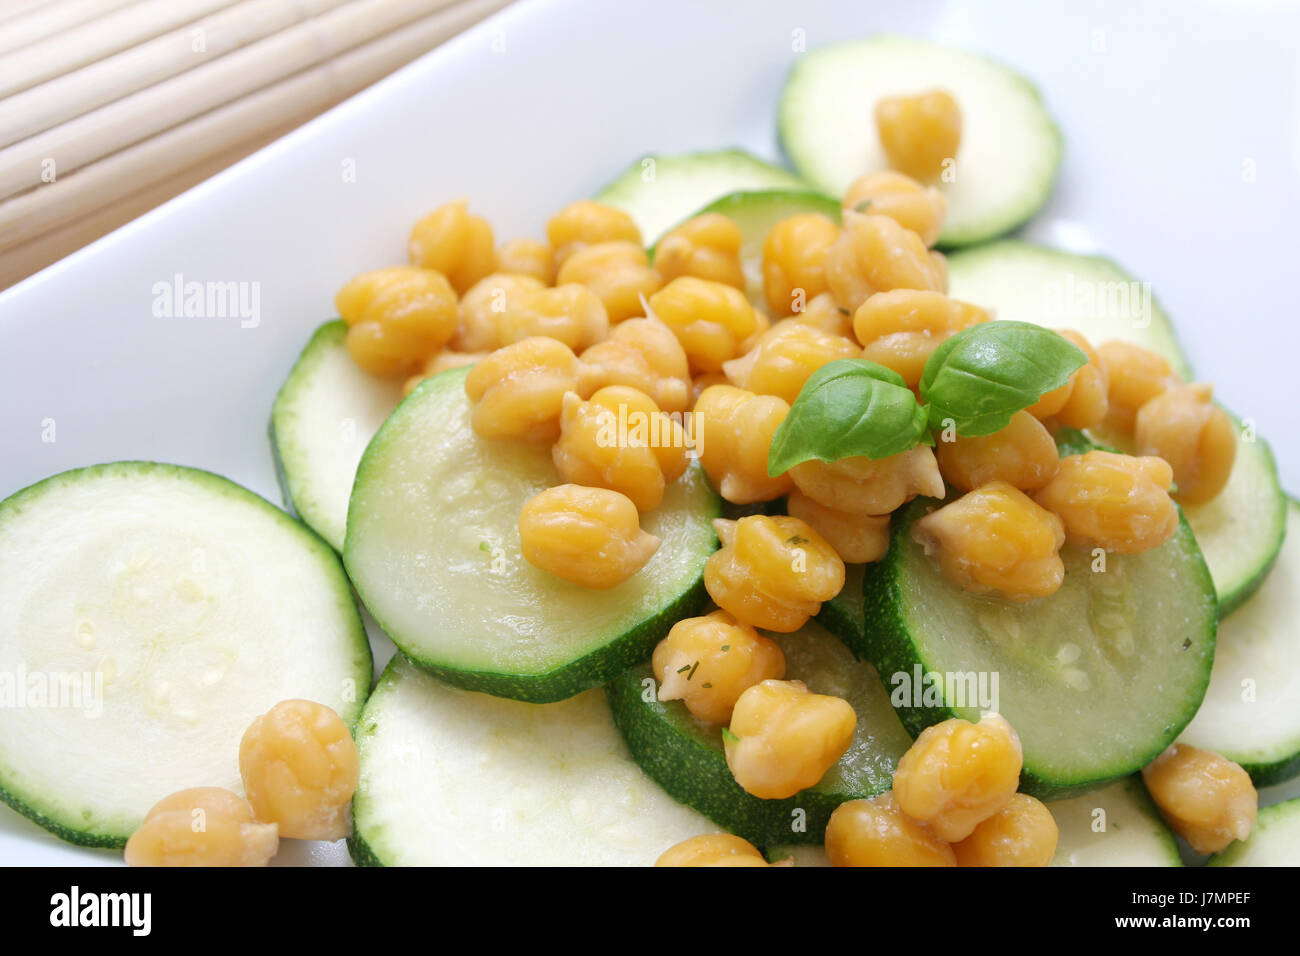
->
0;0;239;98
0;122;300;290
0;0;351;143
0;0;141;55
0;0;510;258
0;0;470;199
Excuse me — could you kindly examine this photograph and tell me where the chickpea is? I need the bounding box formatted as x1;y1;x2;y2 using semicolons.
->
518;484;659;589
692;385;793;503
1025;330;1109;429
875;89;962;183
580;317;692;414
689;371;730;407
705;515;845;632
824;212;948;313
1097;340;1181;434
655;833;770;867
647;277;760;373
464;336;587;442
496;238;554;284
652;610;786;724
654;213;746;289
408;199;496;294
786;488;891;564
546;199;642;268
494;283;610;352
337;266;458;378
552;386;689;512
853;289;990;388
454;273;547;352
935;411;1060;493
792;291;855;340
1033;450;1179;554
951;793;1059;867
825;793;956;867
123;787;278;867
737;306;773;357
722;321;861;405
1135;383;1237;505
403;348;488;397
761;212;841;318
913;481;1066;602
789;445;945;515
725;679;857;799
556;240;662;323
239;699;359;841
842;170;948;246
1142;744;1257;855
892;714;1023;843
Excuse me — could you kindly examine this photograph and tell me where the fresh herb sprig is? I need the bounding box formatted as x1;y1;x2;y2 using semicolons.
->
766;322;1087;475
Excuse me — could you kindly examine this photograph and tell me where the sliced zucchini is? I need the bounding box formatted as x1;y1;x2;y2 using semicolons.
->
658;189;840;308
767;777;1182;867
606;621;911;846
350;655;716;866
1048;778;1182;866
779;36;1062;246
1208;797;1300;866
271;321;403;552
594;148;808;243
1180;501;1300;786
857;499;1217;799
344;366;720;703
947;240;1287;613
817;561;867;646
0;462;372;848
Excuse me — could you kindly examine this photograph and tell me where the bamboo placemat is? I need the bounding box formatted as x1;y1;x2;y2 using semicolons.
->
0;0;513;289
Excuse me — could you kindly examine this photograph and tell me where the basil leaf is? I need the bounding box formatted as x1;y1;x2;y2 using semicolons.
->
919;322;1088;437
767;359;929;476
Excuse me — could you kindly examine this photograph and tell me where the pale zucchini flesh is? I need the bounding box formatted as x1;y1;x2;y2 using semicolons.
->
780;36;1062;246
344;366;720;702
350;655;716;866
271;321;404;552
860;501;1217;799
0;462;372;847
1209;797;1300;866
1180;502;1300;786
595;148;808;244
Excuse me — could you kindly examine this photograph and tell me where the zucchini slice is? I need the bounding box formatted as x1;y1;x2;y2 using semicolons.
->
657;189;840;309
271;321;403;552
947;240;1287;614
1180;501;1300;787
350;655;716;866
344;366;720;702
779;36;1062;246
857;499;1217;799
594;148;808;243
1208;797;1300;866
606;620;911;846
767;777;1182;867
0;462;372;847
1048;777;1182;866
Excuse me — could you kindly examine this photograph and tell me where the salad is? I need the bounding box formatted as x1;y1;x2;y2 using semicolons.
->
0;36;1295;867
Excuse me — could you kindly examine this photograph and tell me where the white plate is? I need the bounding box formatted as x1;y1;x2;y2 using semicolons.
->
1;0;1298;865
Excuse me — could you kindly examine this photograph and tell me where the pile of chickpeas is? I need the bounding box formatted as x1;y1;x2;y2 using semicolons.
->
123;699;359;866
334;87;1253;865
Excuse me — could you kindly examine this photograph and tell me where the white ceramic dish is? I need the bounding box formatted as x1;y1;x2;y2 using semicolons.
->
2;0;1298;865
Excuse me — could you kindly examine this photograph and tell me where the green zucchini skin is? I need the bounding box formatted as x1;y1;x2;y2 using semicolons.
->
392;574;712;704
854;500;1216;802
605;665;888;847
